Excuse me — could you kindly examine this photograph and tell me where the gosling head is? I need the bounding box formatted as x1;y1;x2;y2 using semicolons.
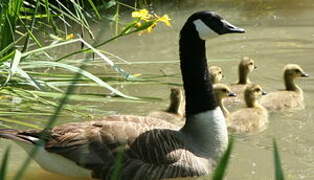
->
244;84;267;107
239;56;257;73
184;11;245;40
170;87;184;102
214;83;237;101
284;64;309;79
209;66;224;84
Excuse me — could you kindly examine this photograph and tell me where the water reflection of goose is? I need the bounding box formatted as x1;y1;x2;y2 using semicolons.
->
0;11;244;180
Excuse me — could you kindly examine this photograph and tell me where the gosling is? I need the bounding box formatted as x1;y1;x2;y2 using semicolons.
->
209;66;224;84
225;57;257;105
213;83;237;118
228;84;268;133
148;87;185;125
260;64;309;111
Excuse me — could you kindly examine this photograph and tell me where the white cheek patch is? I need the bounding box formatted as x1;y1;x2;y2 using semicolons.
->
193;19;218;40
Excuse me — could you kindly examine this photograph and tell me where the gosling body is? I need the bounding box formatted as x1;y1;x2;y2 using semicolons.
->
228;84;268;133
225;57;257;105
261;64;309;111
148;87;185;125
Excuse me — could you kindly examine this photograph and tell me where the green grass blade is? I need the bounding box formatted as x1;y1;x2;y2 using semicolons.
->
0;117;41;129
273;139;285;180
13;52;93;180
22;39;81;57
10;49;22;74
0;146;10;180
110;147;124;180
22;61;137;99
86;0;101;19
1;49;22;87
0;35;25;59
15;65;43;90
78;38;134;80
212;138;234;180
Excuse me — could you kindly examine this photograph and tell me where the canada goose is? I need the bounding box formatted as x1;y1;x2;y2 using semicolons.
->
213;83;237;118
209;66;224;84
0;11;245;180
225;56;257;105
148;87;185;125
228;84;268;133
260;64;309;111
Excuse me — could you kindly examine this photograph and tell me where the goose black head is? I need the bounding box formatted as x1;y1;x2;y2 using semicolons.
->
185;11;245;40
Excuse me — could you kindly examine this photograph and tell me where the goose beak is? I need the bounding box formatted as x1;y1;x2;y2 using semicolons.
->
301;72;309;77
228;92;237;97
221;19;245;34
262;91;267;96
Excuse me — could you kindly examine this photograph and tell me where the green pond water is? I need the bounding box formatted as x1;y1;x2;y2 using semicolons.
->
1;0;314;179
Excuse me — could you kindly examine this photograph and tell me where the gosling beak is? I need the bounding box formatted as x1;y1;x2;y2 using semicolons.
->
221;19;245;34
262;91;267;96
222;74;225;78
228;92;237;97
301;72;309;77
254;66;258;69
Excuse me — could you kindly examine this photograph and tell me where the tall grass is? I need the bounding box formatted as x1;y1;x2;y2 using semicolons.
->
0;0;174;128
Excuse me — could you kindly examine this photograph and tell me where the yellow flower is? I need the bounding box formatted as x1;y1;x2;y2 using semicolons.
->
65;33;75;40
146;23;157;33
157;14;171;26
135;22;142;28
131;9;152;21
132;73;142;77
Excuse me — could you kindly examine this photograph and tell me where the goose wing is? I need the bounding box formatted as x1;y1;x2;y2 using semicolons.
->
45;115;206;179
2;115;205;179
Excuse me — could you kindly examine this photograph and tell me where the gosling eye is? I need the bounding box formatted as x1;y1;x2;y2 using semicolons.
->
219;71;222;74
222;89;228;93
249;62;253;65
255;88;261;92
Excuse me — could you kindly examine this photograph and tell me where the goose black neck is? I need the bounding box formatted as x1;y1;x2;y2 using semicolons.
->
179;25;217;117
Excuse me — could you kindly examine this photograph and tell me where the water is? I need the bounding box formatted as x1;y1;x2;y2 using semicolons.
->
1;0;314;179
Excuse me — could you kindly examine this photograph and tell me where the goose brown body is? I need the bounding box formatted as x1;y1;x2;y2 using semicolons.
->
0;11;245;180
260;64;309;111
1;116;211;179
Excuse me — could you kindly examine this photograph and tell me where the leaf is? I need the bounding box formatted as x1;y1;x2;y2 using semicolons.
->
0;146;10;180
273;139;285;180
21;61;137;99
212;138;234;180
2;49;22;87
104;0;117;9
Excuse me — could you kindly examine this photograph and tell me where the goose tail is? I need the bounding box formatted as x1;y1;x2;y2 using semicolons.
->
0;129;38;144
